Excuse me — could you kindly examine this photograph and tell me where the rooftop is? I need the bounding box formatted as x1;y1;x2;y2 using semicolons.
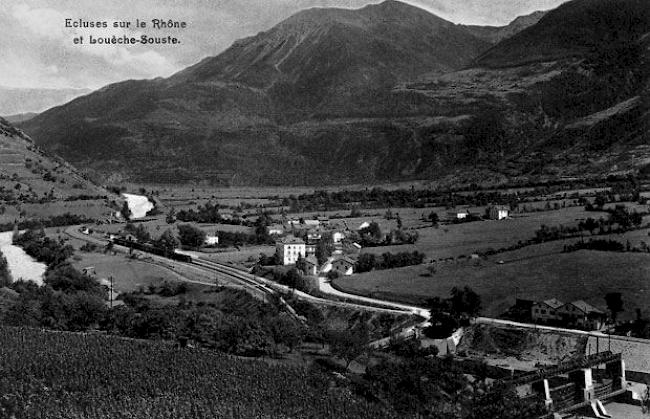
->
569;300;604;314
542;298;564;309
277;236;305;245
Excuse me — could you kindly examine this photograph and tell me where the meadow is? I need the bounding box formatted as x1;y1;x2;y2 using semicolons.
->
334;249;650;321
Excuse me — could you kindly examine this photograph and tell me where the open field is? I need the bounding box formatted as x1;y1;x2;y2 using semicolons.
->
359;206;610;260
197;245;276;267
70;252;189;295
333;249;650;320
91;219;252;238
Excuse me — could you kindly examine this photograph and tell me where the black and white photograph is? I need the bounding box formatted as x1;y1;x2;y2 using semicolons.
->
0;0;649;417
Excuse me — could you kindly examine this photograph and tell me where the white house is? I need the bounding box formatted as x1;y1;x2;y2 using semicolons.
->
205;233;219;246
447;210;470;221
357;221;370;231
267;224;284;236
306;228;322;242
332;231;345;243
276;236;306;265
488;205;510;220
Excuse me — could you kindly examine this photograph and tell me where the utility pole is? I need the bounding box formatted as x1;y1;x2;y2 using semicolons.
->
109;276;114;308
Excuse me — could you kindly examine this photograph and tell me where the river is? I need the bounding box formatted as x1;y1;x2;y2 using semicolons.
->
122;193;154;219
0;231;46;285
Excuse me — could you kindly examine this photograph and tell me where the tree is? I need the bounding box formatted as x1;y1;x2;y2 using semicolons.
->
165;208;176;224
396;214;403;229
605;292;624;323
268;315;303;353
315;233;334;265
355;253;376;273
155;229;179;255
427;211;439;227
327;329;369;369
0;251;11;287
359;222;383;243
450;286;482;320
120;201;132;221
424;296;458;339
580;217;599;234
177;224;206;248
295;256;308;275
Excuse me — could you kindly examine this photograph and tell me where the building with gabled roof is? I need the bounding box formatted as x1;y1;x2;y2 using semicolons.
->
488;205;510;220
532;298;564;323
558;300;606;330
322;256;355;276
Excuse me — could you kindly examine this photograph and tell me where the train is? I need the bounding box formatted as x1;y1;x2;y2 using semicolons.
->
110;237;193;263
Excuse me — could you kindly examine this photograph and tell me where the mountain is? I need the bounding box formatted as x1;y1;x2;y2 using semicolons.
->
20;0;650;187
476;0;650;67
21;1;491;185
0;117;115;224
0;87;91;116
4;113;38;124
460;11;547;45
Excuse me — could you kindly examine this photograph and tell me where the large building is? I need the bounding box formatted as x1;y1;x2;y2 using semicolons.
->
531;298;606;330
276;236;306;265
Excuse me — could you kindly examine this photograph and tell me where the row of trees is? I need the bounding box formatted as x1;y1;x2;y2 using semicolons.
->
6;229;109;331
425;287;482;339
0;250;11;287
355;251;426;273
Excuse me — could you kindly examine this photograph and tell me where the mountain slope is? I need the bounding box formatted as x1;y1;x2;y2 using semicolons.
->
0;117;115;224
460;10;547;45
0;87;91;116
476;0;650;67
20;0;650;187
21;1;491;185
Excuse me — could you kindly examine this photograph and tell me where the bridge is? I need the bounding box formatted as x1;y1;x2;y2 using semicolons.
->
508;352;626;418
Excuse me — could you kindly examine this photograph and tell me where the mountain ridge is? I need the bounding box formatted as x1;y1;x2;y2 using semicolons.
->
20;0;650;187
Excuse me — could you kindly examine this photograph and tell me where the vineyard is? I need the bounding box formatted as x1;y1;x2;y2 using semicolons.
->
0;326;396;419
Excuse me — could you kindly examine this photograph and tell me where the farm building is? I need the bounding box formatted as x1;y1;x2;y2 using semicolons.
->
357;221;370;231
302;256;319;276
322;256;355;276
204;233;219;246
306;228;322;242
332;231;345;243
488;205;510;220
267;224;284;236
447;209;470;221
276;235;306;265
557;300;606;330
531;298;564;323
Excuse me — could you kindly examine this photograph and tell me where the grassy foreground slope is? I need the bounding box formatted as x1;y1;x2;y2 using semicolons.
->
0;327;395;419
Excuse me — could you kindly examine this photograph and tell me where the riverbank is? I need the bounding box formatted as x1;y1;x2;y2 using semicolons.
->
0;231;46;285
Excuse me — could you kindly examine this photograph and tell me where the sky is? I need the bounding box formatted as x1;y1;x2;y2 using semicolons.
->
0;0;570;90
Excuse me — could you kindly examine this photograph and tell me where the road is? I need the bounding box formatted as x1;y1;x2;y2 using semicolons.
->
317;277;430;320
67;225;650;360
64;225;416;318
